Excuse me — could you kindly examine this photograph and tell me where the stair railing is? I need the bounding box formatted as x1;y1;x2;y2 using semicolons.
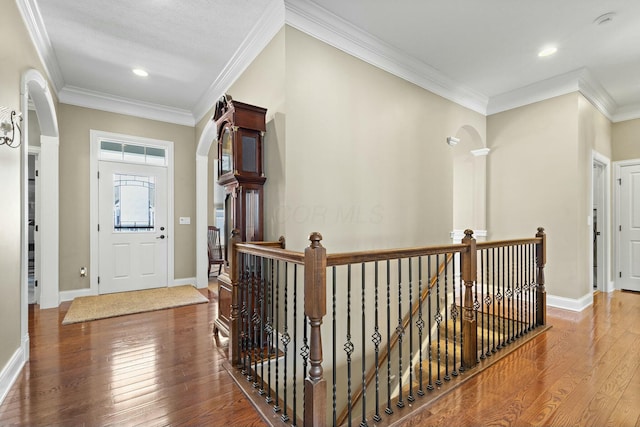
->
224;228;547;427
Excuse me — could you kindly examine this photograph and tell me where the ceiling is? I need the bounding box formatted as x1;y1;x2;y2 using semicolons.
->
19;0;640;126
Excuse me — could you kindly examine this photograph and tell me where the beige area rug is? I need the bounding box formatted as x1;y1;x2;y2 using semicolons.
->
62;285;208;325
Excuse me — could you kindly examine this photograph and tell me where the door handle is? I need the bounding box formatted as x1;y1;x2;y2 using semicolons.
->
157;235;166;239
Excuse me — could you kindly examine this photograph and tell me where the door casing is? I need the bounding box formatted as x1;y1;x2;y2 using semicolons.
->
90;130;175;296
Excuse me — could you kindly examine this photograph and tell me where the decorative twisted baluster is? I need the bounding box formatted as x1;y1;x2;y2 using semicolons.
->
396;259;405;408
416;257;425;396
385;260;393;415
372;262;382;422
281;263;290;422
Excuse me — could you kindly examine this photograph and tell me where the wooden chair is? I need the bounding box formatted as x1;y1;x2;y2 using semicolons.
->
207;226;224;276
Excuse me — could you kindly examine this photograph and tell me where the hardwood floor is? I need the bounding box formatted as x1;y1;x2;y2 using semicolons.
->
396;290;640;427
0;288;638;426
0;281;266;427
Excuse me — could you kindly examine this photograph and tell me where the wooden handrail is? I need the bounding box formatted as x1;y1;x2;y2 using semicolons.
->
235;243;305;265
327;244;467;266
477;237;542;249
335;252;455;426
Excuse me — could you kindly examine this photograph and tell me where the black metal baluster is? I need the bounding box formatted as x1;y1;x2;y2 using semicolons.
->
427;256;434;391
292;265;298;427
345;264;354;426
491;248;497;354
259;257;266;395
480;250;485;360
360;263;368;427
253;256;261;386
273;260;281;413
484;249;492;358
455;254;464;373
372;261;382;422
499;247;505;349
397;259;405;408
265;260;275;403
518;245;524;337
266;258;274;404
507;246;515;343
281;263;290;423
332;267;337;427
248;255;255;381
435;254;442;387
408;258;415;401
473;250;481;363
417;257;425;396
385;260;393;415
444;255;450;381
529;243;534;331
241;255;249;375
301;314;309;427
451;254;459;376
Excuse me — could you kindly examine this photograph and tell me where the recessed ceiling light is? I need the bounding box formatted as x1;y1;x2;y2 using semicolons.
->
538;46;557;57
132;68;149;77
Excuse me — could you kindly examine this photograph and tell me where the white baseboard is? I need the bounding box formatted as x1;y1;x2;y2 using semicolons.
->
547;292;593;312
59;287;95;303
0;341;27;406
606;281;616;293
173;277;198;288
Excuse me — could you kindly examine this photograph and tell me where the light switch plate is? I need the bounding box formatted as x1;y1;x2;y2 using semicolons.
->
179;217;190;225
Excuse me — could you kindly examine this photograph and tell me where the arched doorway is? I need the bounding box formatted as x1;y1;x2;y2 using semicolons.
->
21;69;59;360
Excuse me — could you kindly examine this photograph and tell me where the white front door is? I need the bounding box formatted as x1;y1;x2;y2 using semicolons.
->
620;164;640;292
98;161;168;294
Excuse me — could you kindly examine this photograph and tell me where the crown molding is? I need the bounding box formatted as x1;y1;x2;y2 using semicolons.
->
487;67;629;122
284;0;488;115
487;69;586;115
58;86;195;126
191;0;285;124
577;69;616;121
611;103;640;123
15;0;64;93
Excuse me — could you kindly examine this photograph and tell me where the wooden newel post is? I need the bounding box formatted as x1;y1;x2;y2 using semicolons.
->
461;229;477;370
304;232;327;427
535;227;547;326
228;228;242;366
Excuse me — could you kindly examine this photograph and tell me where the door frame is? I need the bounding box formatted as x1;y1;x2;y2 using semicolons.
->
614;158;640;291
89;130;175;296
28;148;41;304
591;151;611;293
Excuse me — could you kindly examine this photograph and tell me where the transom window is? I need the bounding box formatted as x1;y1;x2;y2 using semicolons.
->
100;140;166;166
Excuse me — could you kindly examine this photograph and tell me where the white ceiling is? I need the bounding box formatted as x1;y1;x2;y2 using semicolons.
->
18;0;640;126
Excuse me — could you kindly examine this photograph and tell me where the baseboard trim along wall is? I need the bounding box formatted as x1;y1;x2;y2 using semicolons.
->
547;292;593;312
173;277;200;288
0;340;27;406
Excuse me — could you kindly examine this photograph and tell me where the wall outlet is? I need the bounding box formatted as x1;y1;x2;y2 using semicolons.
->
179;217;191;225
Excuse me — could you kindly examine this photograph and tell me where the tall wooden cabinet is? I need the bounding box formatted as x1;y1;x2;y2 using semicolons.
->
213;95;267;337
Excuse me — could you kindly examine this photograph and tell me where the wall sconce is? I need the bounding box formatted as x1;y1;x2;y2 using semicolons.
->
446;136;460;146
1;107;23;148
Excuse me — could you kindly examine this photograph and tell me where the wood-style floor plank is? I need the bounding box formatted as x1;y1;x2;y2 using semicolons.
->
395;290;640;427
0;283;267;427
1;288;639;426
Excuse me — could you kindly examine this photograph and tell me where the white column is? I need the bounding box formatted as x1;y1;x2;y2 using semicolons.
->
39;135;59;308
196;154;209;289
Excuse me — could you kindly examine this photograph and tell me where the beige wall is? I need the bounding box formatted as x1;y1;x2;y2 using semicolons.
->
488;93;612;300
57;105;196;291
612;118;640;161
283;26;486;251
0;0;54;383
